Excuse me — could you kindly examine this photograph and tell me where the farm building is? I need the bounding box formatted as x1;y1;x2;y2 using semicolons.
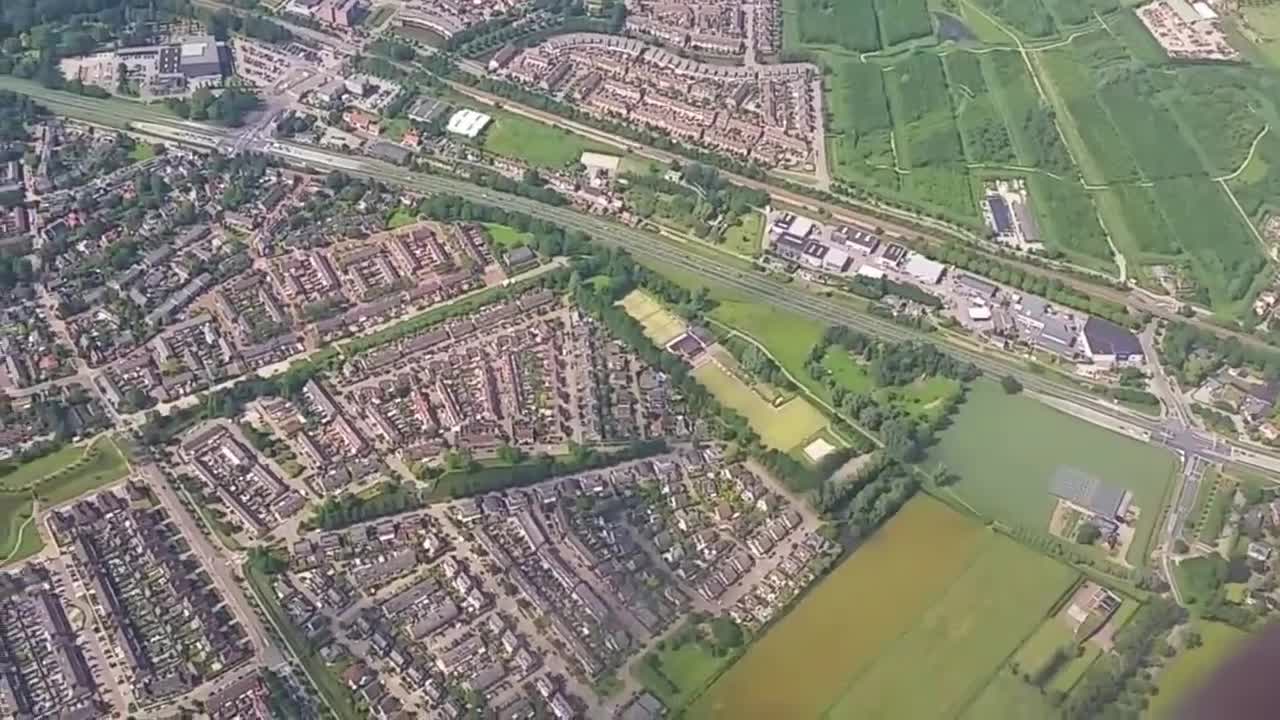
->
1049;466;1132;521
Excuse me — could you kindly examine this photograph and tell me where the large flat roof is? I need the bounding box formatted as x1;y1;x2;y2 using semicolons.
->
1049;466;1131;518
446;109;492;138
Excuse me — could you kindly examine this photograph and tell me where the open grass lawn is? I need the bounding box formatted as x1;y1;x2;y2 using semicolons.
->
1239;3;1280;70
1147;622;1247;719
1010;613;1101;693
0;492;39;565
619;289;688;346
481;222;533;251
386;209;418;229
35;437;129;506
631;640;730;712
720;211;763;256
692;363;828;452
482;111;619;168
0;444;89;491
928;381;1177;565
709;300;826;385
689;497;1076;719
381;117;411;142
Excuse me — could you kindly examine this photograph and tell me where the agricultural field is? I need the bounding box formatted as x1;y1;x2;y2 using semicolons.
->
785;0;880;53
1237;2;1280;70
1146;622;1247;719
1012;614;1102;693
944;52;1016;165
827;61;896;175
927;381;1177;565
1101;185;1180;259
1164;70;1268;179
687;497;1077;719
692;363;829;451
885;53;964;168
969;0;1056;39
960;670;1058;720
1227;129;1280;223
876;0;934;47
619;289;688;346
1150;177;1266;311
1025;174;1113;269
481;110;619;168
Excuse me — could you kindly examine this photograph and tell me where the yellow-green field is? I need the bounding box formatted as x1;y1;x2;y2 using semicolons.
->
688;497;1078;719
619;290;688;346
1146;622;1248;719
692;362;828;452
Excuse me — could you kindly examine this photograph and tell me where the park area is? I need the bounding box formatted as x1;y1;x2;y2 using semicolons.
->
687;496;1077;719
822;348;961;422
0;436;129;564
927;381;1177;565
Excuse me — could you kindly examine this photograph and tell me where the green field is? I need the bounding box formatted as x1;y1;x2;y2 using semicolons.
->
0;444;89;491
827;61;896;180
928;381;1177;565
1147;622;1247;719
692;363;829;452
481;111;620;168
822;349;961;421
0;493;39;565
786;0;880;52
386;209;417;229
969;0;1056;39
688;497;1077;719
945;52;1016;165
709;300;827;386
0;437;128;564
960;670;1058;720
720;211;764;256
481;222;534;251
631;639;731;711
620;289;689;346
1011;614;1101;693
876;0;934;47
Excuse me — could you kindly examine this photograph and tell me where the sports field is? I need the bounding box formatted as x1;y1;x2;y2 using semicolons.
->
928;381;1177;565
688;497;1077;719
692;362;827;452
619;290;688;346
1146;622;1247;719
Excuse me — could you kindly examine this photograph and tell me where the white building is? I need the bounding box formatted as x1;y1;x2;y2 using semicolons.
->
446;109;493;138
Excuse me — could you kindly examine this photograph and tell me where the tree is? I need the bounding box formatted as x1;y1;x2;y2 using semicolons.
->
1184;629;1202;649
709;617;744;651
1076;523;1102;545
1001;375;1023;394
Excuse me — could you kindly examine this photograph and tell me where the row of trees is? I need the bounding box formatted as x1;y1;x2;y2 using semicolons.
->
165;87;261;127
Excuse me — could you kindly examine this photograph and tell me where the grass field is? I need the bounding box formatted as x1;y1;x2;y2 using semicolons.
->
692;363;828;452
786;0;881;52
631;640;730;712
928;381;1177;565
482;111;619;168
481;222;533;251
709;300;827;388
386;209;417;229
0;444;89;491
0;436;128;564
689;497;1076;719
720;211;764;256
128;142;156;163
620;289;688;346
0;493;39;565
960;670;1058;720
1011;614;1101;693
1147;622;1247;719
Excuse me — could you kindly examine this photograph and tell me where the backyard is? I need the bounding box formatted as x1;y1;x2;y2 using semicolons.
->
928;381;1177;565
687;496;1077;719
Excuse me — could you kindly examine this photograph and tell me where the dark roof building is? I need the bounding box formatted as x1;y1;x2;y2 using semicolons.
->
1081;317;1142;362
1049;466;1132;519
956;273;999;299
986;195;1013;234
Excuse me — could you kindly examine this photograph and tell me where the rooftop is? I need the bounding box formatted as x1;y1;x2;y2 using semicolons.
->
1048;466;1131;519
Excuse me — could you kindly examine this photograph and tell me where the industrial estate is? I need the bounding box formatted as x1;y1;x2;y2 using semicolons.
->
3;0;1280;719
